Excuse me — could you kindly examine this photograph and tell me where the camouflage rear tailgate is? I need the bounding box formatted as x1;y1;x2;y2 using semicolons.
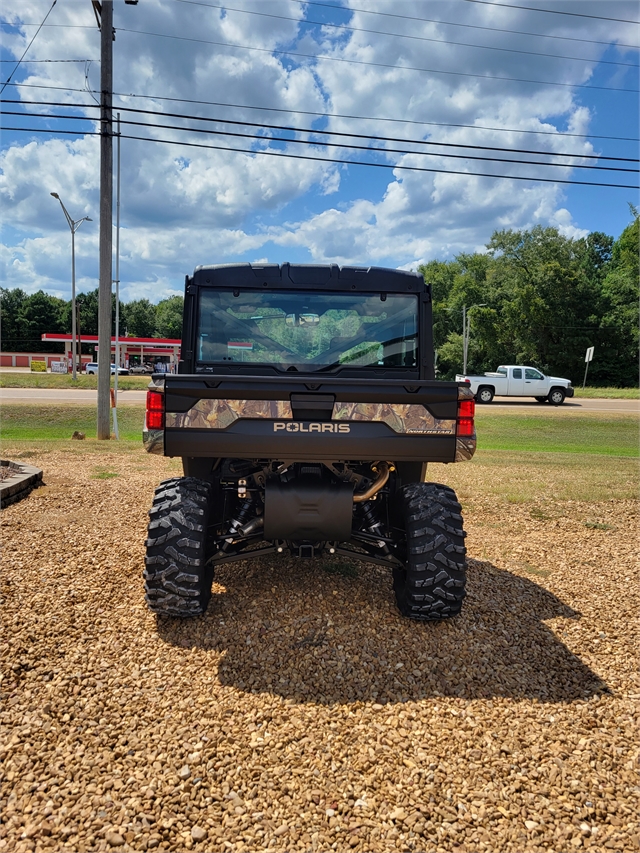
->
160;374;464;462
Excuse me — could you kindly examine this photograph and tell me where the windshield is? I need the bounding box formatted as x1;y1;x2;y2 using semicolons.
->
196;290;418;371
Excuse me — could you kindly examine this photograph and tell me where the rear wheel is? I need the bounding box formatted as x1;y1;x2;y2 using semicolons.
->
476;386;494;404
393;483;467;621
548;388;566;405
144;477;214;617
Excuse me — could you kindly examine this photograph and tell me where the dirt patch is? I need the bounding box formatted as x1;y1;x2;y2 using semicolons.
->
1;447;638;853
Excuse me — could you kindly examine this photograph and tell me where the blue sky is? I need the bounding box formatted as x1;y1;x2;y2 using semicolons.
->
1;0;638;303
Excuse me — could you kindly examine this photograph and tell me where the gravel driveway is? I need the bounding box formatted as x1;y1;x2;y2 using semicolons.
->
1;449;638;852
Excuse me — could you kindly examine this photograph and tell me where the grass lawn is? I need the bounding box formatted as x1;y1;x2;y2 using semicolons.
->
573;386;639;399
431;449;638;505
2;402;637;456
475;409;638;456
1;404;144;441
0;373;150;390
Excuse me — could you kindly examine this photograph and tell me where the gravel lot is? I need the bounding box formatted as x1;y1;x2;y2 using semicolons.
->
1;447;638;853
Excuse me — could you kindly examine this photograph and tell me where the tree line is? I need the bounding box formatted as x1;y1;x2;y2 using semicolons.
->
0;290;184;354
1;212;637;385
420;210;638;387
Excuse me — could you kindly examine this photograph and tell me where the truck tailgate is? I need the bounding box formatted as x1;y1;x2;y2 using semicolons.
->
161;374;462;463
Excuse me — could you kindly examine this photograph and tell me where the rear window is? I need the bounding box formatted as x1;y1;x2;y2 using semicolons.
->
196;289;418;372
496;367;507;377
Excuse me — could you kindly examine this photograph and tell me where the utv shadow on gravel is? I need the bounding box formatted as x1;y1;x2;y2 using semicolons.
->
155;557;607;705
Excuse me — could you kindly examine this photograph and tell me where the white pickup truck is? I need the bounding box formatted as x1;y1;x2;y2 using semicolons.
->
455;365;574;405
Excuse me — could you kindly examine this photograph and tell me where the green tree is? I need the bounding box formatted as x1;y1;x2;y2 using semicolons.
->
420;221;637;385
124;298;156;338
578;231;614;286
20;291;66;353
71;290;121;340
419;259;460;355
421;254;497;378
0;287;27;351
71;289;99;338
593;213;639;386
155;295;184;339
486;226;601;381
436;332;464;377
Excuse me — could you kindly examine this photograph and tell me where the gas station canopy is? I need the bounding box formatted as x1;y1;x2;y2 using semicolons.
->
41;333;181;363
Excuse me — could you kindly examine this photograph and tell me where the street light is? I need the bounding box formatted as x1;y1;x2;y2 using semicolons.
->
51;193;92;380
462;303;487;374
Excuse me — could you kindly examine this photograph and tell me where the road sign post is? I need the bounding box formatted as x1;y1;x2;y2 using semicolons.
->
583;346;594;390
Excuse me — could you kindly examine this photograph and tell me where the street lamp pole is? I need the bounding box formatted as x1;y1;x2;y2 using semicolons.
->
462;303;487;374
76;298;83;370
50;193;92;380
462;305;467;375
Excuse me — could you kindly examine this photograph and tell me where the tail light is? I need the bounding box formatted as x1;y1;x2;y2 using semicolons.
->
457;398;475;437
146;390;164;430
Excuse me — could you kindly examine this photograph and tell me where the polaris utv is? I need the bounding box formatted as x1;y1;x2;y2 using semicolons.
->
143;263;476;621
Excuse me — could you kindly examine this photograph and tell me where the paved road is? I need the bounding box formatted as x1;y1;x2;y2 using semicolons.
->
1;387;638;413
489;396;638;414
0;388;147;404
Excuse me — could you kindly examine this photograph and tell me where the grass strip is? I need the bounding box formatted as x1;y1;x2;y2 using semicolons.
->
475;410;638;456
435;449;639;504
573;387;639;399
2;404;637;457
1;404;144;441
0;373;150;390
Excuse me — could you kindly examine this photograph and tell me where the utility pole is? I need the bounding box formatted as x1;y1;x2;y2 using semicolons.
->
96;0;114;438
92;0;137;436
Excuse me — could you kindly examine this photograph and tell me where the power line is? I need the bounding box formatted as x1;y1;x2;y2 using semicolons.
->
5;7;639;52
6;81;640;144
111;93;640;145
287;0;640;50
0;23;95;29
6;8;639;52
460;0;640;25
0;0;57;95
5;124;638;189
8;108;638;173
94;118;640;172
114;25;640;94
6;100;636;164
104;131;640;189
0;59;95;63
170;0;639;68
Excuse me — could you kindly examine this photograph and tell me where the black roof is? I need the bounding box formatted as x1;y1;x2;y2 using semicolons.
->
192;263;424;293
